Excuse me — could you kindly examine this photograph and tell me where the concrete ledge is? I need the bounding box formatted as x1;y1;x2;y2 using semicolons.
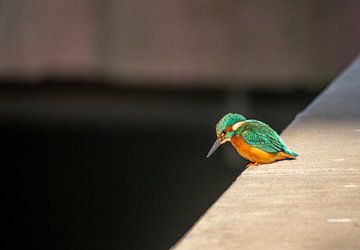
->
174;55;360;250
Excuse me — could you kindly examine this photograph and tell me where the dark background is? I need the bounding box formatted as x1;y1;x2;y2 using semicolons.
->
5;83;318;249
2;1;359;249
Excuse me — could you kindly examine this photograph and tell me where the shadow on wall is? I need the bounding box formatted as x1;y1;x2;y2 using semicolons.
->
4;82;319;249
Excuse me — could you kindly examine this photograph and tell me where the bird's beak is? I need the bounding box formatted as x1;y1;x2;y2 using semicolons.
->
206;138;223;158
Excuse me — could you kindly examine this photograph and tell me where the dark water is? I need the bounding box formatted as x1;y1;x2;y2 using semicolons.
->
4;84;318;249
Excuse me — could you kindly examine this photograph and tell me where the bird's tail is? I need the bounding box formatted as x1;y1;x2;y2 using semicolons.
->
283;148;299;157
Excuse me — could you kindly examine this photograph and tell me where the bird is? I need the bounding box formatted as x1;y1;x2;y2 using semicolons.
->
206;113;298;167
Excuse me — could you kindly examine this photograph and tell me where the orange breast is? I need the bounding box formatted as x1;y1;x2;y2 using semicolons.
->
230;135;278;164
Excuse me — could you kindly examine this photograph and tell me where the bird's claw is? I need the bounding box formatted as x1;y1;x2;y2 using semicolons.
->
246;162;261;167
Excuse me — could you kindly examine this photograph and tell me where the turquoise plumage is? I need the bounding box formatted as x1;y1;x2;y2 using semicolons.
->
238;120;298;156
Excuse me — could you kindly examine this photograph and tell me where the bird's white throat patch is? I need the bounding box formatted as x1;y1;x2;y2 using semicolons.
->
232;121;245;131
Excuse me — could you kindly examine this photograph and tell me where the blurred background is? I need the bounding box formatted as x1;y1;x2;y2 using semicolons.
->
2;0;359;249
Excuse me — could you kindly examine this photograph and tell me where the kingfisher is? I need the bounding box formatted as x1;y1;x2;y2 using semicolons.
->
207;113;298;167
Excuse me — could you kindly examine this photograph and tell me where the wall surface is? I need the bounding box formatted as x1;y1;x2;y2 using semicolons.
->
174;55;360;250
1;0;359;87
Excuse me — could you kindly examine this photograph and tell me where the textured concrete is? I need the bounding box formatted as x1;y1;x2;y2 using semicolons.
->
174;56;360;250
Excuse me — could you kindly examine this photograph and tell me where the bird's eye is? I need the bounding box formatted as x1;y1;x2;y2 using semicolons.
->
222;130;226;135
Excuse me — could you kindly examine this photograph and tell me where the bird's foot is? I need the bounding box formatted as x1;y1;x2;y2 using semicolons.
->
246;162;261;167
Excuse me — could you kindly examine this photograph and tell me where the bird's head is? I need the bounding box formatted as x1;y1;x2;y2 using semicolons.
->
207;113;246;158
